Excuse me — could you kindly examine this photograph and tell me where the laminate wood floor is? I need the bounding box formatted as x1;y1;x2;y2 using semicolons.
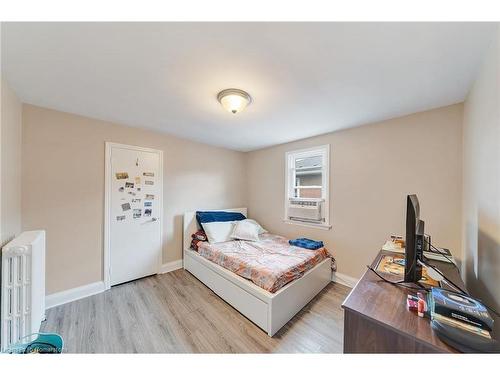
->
41;269;351;353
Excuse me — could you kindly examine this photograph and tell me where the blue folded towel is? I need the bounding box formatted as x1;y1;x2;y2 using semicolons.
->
289;238;324;250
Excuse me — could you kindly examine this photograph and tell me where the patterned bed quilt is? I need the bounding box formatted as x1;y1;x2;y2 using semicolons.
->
196;233;331;293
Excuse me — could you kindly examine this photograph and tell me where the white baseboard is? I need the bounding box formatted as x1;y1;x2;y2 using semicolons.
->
45;261;183;309
159;259;183;274
45;281;106;309
331;272;359;288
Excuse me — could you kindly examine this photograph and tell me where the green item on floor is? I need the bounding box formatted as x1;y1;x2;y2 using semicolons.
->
2;332;64;354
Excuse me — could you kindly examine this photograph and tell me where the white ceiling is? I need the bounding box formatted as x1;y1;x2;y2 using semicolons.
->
1;22;496;151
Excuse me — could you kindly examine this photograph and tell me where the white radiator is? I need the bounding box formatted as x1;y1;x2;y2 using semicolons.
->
1;230;46;351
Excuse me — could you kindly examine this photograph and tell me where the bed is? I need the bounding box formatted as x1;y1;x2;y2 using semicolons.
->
183;208;332;336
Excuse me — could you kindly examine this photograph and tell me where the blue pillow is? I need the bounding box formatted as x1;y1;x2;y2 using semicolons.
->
196;211;246;227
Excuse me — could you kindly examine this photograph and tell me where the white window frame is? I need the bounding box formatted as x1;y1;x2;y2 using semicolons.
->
284;144;331;230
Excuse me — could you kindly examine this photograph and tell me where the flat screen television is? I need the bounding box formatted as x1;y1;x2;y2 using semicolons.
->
405;194;424;282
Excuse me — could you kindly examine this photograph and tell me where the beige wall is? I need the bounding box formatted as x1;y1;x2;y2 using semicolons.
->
22;105;247;294
19;102;466;293
1;79;23;246
246;104;463;279
11;25;499;299
20;102;466;293
462;26;500;311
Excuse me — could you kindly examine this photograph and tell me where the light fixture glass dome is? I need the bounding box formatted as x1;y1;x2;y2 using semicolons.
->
217;89;252;114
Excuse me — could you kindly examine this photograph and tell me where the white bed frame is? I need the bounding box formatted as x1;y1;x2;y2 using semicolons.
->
183;208;332;336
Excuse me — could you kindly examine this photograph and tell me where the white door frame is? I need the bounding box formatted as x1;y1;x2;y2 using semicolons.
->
104;142;164;290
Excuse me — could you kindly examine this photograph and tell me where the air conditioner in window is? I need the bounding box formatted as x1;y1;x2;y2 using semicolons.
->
287;199;324;223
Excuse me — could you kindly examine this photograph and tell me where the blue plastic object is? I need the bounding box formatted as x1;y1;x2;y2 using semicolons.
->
289;238;324;250
2;333;64;354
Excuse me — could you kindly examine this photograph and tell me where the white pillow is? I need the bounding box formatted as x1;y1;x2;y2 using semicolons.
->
230;220;260;242
244;219;267;234
201;221;236;244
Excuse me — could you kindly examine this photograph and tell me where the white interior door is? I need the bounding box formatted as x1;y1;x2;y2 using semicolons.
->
106;143;163;287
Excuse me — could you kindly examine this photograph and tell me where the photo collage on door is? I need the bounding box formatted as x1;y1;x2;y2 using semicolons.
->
116;171;155;222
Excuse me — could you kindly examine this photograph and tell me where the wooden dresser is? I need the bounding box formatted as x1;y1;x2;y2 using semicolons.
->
341;250;465;353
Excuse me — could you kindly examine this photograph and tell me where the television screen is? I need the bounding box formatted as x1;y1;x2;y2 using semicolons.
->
405;194;423;282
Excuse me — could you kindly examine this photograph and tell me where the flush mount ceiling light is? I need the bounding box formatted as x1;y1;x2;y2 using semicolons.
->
217;88;252;114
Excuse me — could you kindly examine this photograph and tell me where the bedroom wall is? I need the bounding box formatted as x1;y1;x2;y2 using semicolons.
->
1;78;23;247
462;26;500;311
246;104;463;281
22;104;247;294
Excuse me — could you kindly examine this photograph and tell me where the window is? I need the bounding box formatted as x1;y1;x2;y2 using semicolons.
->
284;145;330;229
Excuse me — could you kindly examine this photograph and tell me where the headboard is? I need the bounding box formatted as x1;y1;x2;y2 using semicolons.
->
183;207;248;253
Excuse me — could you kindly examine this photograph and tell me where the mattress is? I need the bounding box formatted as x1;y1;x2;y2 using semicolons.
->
196;233;331;293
